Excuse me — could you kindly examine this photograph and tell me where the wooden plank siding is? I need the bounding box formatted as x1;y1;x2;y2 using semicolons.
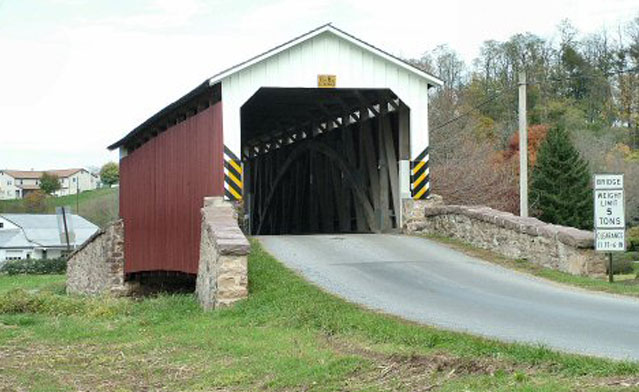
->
120;103;224;275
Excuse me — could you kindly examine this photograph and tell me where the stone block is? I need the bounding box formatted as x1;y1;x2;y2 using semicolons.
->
556;227;594;248
66;219;136;296
196;199;249;310
404;202;606;277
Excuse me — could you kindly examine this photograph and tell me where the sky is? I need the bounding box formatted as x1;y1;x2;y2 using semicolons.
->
1;0;638;170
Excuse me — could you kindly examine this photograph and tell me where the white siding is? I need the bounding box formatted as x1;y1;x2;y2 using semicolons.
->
0;172;20;200
55;170;99;197
220;31;431;160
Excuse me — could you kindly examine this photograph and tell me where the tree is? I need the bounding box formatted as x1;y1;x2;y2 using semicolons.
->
100;162;119;187
530;125;593;229
23;190;47;213
39;172;61;195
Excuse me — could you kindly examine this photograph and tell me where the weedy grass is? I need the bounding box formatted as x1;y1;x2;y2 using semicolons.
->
423;233;639;299
0;240;637;391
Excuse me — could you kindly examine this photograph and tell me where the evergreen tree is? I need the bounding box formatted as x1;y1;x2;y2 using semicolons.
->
530;125;593;229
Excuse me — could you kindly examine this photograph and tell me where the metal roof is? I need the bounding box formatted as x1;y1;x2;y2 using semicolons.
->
108;24;443;151
0;229;32;249
0;214;99;248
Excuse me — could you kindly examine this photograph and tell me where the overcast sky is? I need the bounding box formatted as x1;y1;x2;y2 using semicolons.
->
1;0;638;170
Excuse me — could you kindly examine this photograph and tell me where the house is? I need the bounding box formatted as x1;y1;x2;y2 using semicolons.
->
0;213;99;263
108;24;442;277
0;168;100;200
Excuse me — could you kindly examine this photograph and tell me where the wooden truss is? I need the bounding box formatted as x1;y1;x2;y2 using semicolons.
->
244;91;409;234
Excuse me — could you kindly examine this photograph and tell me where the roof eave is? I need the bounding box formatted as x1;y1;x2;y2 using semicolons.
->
108;80;216;151
207;24;444;88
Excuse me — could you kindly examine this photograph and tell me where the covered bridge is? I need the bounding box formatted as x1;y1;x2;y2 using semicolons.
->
108;24;443;277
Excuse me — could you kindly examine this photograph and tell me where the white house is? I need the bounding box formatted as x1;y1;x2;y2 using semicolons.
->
0;213;99;263
0;169;100;200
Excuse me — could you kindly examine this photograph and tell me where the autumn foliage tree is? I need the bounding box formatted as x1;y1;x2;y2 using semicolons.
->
500;124;550;168
23;190;47;213
417;16;639;224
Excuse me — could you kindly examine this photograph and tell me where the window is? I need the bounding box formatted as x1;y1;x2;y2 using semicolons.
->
18;180;23;185
7;181;11;185
6;250;23;260
0;222;3;228
72;178;76;183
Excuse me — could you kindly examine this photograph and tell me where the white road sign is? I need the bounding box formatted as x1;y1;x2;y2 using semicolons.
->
594;174;625;252
595;229;626;252
594;174;623;190
594;190;624;228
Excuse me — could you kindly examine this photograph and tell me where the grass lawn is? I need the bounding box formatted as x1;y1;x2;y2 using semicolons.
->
0;187;118;228
1;240;638;391
422;234;639;299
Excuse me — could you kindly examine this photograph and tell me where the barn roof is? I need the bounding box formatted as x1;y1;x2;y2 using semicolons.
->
108;24;442;151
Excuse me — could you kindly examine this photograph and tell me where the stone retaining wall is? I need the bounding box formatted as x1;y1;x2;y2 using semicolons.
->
404;202;606;276
66;219;137;296
195;197;249;310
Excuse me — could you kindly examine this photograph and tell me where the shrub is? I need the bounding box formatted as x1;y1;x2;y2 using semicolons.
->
23;190;47;213
0;258;67;275
628;227;639;251
607;258;635;275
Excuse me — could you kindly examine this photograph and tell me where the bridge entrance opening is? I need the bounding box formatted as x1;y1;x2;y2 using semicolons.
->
241;88;410;235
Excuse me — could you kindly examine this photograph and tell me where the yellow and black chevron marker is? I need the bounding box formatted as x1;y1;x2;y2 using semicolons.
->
224;146;243;201
410;146;430;200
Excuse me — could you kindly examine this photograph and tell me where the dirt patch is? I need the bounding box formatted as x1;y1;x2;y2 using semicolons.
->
323;336;530;391
0;342;202;391
589;377;639;389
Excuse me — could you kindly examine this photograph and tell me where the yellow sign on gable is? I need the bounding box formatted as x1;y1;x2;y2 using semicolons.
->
317;74;336;88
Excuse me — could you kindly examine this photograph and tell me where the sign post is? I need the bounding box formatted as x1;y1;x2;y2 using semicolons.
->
593;174;625;283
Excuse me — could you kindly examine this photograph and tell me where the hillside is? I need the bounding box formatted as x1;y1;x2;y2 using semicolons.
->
0;187;119;228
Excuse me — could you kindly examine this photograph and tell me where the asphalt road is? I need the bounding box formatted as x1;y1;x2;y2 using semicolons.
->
258;234;639;361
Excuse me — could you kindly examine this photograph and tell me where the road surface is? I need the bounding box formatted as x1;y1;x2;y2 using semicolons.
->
258;234;639;361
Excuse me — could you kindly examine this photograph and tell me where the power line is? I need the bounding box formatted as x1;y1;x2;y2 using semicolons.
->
430;85;518;132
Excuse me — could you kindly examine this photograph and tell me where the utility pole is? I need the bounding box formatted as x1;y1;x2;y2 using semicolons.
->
76;181;80;214
518;71;528;217
61;206;71;252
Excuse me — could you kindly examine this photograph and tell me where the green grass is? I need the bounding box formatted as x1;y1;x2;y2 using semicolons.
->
423;234;639;298
0;187;118;228
1;241;638;391
0;274;66;294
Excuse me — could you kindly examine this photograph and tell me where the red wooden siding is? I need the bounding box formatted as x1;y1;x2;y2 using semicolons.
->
120;103;224;274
